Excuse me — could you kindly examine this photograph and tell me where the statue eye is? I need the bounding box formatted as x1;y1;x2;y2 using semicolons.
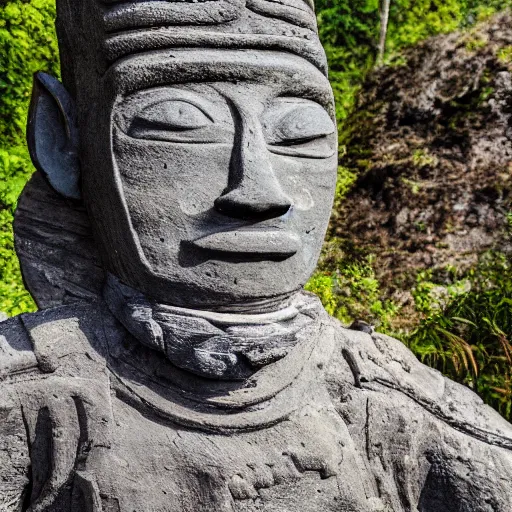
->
129;100;212;137
270;104;335;145
263;102;336;158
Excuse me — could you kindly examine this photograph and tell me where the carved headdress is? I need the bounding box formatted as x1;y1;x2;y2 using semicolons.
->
56;0;327;95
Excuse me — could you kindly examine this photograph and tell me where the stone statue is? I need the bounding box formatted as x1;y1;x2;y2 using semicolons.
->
2;1;512;511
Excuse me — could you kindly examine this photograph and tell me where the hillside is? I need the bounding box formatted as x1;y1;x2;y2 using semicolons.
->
336;12;512;301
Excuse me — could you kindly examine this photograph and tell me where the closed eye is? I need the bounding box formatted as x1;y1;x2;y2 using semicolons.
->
262;101;336;158
129;99;212;139
274;134;327;146
271;105;335;146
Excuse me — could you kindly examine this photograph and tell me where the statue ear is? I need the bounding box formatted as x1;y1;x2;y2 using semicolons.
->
27;72;81;200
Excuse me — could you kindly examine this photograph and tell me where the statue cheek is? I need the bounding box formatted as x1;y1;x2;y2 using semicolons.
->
173;145;233;216
271;155;337;213
113;133;232;215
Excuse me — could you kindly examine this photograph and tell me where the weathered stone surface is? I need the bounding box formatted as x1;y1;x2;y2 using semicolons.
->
2;303;512;510
2;1;512;511
14;171;103;309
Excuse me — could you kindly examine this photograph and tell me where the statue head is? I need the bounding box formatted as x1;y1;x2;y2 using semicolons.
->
28;0;337;311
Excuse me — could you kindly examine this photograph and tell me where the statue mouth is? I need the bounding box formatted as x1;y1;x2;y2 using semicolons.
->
190;229;301;258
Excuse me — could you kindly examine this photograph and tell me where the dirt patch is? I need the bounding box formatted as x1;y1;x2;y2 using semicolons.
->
330;13;512;315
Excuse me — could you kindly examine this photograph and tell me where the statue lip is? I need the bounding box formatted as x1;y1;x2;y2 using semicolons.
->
190;229;301;257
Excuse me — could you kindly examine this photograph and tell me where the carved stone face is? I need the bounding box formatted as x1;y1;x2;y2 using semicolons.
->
80;50;337;309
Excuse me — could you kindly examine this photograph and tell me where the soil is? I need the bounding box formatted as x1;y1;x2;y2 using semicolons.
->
328;12;512;320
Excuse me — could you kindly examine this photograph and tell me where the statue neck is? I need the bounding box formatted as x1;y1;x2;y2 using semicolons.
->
103;274;323;381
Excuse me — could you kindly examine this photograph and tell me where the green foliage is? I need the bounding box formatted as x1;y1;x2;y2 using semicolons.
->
405;253;512;419
307;253;399;328
334;164;357;206
385;0;462;54
0;209;36;316
0;0;58;316
316;0;380;121
498;46;512;64
0;0;59;145
0;145;33;207
0;146;36;315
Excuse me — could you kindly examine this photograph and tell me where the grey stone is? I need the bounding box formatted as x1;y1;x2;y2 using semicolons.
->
2;1;512;511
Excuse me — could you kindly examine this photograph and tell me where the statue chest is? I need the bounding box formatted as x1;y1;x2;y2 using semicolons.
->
78;394;372;512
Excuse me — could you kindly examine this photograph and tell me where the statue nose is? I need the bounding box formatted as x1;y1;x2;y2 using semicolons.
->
214;185;292;219
214;105;293;220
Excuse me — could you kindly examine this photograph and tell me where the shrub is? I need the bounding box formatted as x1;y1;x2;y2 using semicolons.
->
405;253;512;419
0;0;58;316
307;253;399;329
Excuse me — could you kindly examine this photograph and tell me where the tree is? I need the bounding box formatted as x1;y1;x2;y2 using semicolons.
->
377;0;391;65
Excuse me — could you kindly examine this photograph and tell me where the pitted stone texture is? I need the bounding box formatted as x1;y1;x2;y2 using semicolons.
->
1;307;512;511
5;0;512;510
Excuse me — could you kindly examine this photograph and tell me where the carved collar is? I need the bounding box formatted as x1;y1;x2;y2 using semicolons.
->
102;274;336;431
104;273;321;380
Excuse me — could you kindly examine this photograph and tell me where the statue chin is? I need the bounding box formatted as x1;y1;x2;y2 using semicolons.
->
107;253;314;313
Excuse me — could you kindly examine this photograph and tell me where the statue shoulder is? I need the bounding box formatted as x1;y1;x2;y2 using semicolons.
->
0;316;35;509
0;304;113;511
328;320;512;450
0;315;38;379
0;302;108;381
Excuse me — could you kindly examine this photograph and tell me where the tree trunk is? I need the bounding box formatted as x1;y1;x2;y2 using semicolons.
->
378;0;391;66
